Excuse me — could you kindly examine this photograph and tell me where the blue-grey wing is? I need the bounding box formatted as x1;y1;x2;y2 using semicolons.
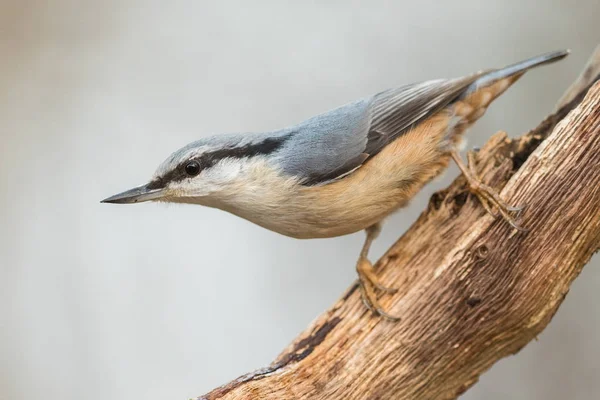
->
275;98;373;185
276;74;480;185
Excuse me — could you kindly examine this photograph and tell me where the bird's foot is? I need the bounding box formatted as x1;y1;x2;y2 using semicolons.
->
465;178;528;232
454;150;528;232
356;257;401;322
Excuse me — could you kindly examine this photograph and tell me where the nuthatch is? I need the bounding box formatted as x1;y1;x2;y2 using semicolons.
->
103;50;569;320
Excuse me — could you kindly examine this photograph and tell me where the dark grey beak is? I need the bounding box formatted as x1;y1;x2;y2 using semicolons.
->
101;184;165;204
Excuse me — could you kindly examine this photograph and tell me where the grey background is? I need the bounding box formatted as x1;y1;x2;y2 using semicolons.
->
1;1;598;399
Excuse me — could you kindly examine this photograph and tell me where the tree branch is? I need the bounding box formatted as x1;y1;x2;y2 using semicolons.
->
197;51;600;400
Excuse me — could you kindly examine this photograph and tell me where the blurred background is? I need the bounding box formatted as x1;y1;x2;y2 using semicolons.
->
1;1;598;399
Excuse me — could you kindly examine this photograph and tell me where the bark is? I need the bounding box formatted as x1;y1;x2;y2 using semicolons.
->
197;50;600;400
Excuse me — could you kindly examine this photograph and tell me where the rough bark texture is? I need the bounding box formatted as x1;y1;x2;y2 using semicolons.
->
197;52;600;400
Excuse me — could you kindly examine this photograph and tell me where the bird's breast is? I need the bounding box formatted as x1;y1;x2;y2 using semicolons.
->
215;113;454;239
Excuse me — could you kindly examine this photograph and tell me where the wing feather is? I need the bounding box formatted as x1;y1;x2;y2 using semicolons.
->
277;74;481;185
369;74;480;149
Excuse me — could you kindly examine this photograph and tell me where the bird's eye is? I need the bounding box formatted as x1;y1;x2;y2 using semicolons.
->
185;161;201;176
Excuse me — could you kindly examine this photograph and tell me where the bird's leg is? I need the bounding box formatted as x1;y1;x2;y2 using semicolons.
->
450;148;527;231
356;223;401;321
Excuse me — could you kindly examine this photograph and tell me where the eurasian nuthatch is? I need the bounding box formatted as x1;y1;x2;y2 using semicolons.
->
103;50;569;320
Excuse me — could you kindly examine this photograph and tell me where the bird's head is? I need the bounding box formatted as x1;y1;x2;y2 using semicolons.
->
101;132;290;206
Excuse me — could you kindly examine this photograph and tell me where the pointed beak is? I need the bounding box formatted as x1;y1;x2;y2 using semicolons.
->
101;184;165;204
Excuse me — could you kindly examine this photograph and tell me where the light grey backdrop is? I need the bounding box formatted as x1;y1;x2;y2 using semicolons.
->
1;1;598;399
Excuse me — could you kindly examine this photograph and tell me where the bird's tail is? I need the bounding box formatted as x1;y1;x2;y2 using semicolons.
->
465;50;570;94
444;50;570;147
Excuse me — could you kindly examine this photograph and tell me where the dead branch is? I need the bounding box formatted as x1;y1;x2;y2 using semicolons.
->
197;49;600;400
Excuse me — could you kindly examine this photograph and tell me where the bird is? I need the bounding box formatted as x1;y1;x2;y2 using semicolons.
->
102;50;569;321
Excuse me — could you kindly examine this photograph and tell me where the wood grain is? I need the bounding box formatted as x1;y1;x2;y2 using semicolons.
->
197;58;600;400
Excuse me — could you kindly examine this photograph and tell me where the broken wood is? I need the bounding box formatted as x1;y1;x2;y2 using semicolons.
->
197;50;600;400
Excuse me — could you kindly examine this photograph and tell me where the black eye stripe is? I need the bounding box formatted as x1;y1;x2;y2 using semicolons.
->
146;178;166;190
150;134;291;188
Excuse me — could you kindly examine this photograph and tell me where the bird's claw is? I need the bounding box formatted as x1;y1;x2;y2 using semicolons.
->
471;188;528;232
356;257;401;322
457;150;529;232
